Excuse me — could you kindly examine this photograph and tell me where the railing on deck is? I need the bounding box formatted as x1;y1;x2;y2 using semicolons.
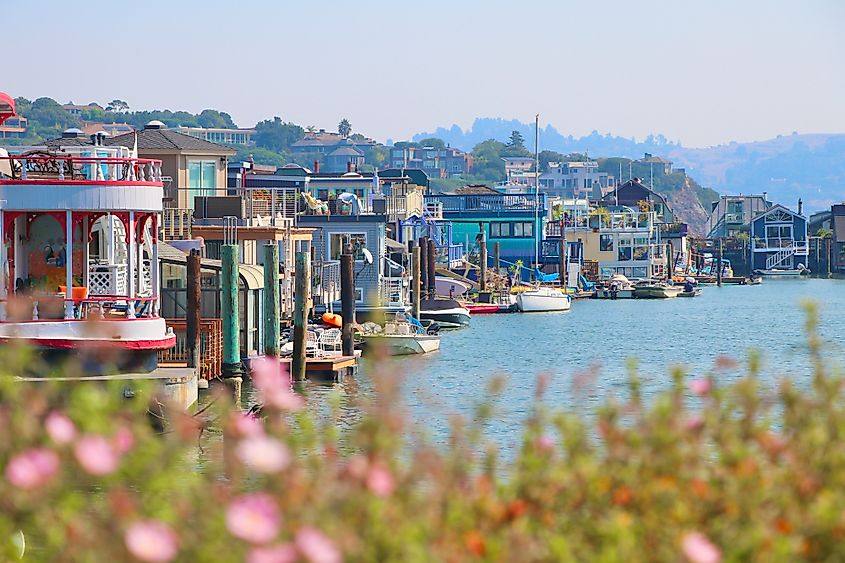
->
158;319;223;380
425;193;543;213
0;155;163;183
161;208;193;241
379;277;407;307
312;261;341;307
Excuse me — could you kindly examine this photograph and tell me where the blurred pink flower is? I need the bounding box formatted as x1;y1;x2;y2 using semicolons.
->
684;415;705;432
247;544;297;563
113;427;135;454
236;436;291;473
689;379;712;396
45;412;76;445
233;413;265;437
5;448;59;490
682;532;721;563
295;527;341;563
536;434;555;453
366;464;395;497
251;358;304;411
74;434;120;476
226;493;281;544
124;520;179;562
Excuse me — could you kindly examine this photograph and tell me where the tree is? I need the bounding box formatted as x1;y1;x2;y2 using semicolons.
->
197;109;236;129
253;117;305;153
471;139;507;182
106;99;129;112
418;137;446;150
338;118;351;138
501;130;531;158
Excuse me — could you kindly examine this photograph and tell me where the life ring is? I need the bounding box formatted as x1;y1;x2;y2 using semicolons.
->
321;312;342;328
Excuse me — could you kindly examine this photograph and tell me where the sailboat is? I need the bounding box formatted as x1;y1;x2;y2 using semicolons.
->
515;115;572;313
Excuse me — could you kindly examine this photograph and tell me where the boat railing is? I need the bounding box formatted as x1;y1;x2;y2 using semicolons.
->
425;193;544;213
379;276;407;307
0;154;163;183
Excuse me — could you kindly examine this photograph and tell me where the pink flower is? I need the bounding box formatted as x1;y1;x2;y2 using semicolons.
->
226;493;281;544
113;427;135;454
233;413;265;437
689;378;712;396
251;358;304;411
536;434;555;453
684;415;705;432
295;527;341;563
366;464;395;497
124;520;179;562
247;544;297;563
682;532;721;563
45;412;77;445
236;436;291;473
74;434;120;476
5;448;59;490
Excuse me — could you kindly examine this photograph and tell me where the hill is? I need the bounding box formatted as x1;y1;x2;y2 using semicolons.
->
414;119;845;213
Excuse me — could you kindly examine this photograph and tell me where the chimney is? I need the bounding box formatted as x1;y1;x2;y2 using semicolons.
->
762;191;768;203
798;198;803;216
313;160;320;173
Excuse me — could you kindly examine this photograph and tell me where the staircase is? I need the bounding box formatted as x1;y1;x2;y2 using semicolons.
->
766;245;795;270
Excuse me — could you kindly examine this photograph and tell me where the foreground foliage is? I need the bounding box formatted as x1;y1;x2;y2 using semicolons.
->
0;305;843;562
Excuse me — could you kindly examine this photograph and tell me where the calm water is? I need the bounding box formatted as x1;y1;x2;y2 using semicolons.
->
248;278;845;453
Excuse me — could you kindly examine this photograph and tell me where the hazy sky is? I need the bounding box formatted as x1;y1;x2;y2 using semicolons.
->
6;0;844;147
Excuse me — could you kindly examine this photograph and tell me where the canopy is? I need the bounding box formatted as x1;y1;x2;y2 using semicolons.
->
0;92;15;126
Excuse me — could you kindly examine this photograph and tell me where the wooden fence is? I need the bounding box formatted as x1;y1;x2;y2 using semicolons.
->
158;319;223;380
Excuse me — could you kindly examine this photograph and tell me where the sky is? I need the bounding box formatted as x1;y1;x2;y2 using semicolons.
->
6;0;845;147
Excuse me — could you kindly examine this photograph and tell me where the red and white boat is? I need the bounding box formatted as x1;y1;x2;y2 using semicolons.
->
0;93;175;373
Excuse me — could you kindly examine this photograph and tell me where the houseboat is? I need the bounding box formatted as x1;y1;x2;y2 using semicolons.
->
0;99;174;373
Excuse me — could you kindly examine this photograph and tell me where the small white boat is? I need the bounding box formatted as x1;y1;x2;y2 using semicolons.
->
633;283;683;299
419;299;471;328
362;315;440;355
595;274;636;299
516;287;571;312
753;267;810;277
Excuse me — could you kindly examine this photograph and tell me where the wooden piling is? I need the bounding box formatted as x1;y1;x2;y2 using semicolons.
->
419;237;428;298
427;238;436;299
292;251;310;382
340;249;355;357
479;231;487;291
716;239;723;287
221;244;243;378
494;241;500;275
411;245;421;317
186;250;201;370
263;243;280;357
558;224;566;283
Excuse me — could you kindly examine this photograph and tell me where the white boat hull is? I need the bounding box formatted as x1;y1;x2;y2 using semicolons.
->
633;286;683;299
516;290;571;312
364;334;441;355
595;289;635;299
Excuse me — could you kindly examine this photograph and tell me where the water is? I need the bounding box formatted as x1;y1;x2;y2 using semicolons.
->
249;278;845;454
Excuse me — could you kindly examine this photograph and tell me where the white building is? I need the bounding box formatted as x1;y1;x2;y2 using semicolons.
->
539;161;616;199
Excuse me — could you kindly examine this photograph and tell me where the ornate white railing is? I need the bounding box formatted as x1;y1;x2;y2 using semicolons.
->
88;263;128;295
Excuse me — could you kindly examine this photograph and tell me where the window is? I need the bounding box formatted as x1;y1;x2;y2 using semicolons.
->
766;225;791;239
600;234;613;251
330;233;367;260
490;222;509;237
617;237;632;261
187;160;217;206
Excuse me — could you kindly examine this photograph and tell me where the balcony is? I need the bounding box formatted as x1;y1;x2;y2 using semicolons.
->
379;277;408;307
425;193;543;214
0;153;162;184
312;260;341;307
725;212;745;224
659;222;689;236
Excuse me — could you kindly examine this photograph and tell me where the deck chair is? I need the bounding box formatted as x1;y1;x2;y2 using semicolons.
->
306;330;321;358
318;328;342;357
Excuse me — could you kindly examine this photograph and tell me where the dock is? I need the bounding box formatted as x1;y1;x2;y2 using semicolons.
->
15;367;199;410
281;355;357;381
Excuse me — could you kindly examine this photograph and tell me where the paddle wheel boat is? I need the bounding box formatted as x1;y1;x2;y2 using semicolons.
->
0;97;174;373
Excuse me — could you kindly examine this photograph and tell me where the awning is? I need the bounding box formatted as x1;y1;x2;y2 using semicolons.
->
0;92;15;126
385;238;407;252
238;264;264;290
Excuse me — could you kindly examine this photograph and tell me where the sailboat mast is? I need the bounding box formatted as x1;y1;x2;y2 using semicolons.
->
534;114;540;274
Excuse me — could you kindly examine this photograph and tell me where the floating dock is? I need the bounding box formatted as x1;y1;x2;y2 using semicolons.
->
281;355;357;381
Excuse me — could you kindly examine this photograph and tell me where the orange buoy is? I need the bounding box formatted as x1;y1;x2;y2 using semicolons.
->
321;312;342;328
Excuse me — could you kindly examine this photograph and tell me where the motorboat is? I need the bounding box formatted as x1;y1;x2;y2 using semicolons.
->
419;298;471;328
516;286;571;312
361;314;440;356
435;276;471;298
633;282;683;299
678;288;702;298
595;274;636;299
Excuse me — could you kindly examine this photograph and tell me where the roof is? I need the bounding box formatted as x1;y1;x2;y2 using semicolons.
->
328;146;364;157
379;168;430;188
502;156;533;162
158;242;264;289
451;184;501;195
46;126;236;154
